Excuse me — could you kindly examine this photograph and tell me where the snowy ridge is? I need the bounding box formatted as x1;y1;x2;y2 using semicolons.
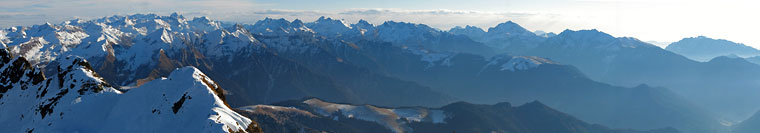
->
349;19;376;36
375;21;441;46
448;25;485;40
3;13;488;86
449;21;545;50
486;21;533;36
0;13;258;85
0;50;257;132
533;30;557;38
550;29;657;51
666;36;760;61
303;98;447;133
248;18;314;36
487;55;555;72
305;16;351;37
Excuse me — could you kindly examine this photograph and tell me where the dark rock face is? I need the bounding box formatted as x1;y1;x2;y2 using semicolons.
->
1;49;45;99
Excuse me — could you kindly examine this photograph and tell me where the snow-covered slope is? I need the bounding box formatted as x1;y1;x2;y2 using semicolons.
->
0;49;259;132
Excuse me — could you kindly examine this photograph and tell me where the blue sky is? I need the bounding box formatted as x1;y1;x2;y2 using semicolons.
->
1;0;759;48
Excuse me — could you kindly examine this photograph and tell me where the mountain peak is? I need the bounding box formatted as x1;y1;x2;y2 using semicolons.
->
250;17;313;35
291;19;305;26
666;35;760;61
549;29;659;50
449;25;485;34
556;29;615;41
169;12;184;19
381;21;429;28
306;16;351;36
559;29;605;36
357;19;371;25
352;19;374;30
146;28;173;43
522;100;547;108
259;17;290;25
487;21;530;34
0;51;258;132
57;55;97;72
312;16;349;27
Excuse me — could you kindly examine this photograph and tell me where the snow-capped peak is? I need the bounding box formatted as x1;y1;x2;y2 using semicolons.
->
448;25;486;39
551;29;655;49
353;19;374;29
449;25;485;34
314;16;350;28
348;19;376;36
375;21;442;44
557;29;614;41
305;16;351;36
146;28;174;44
249;18;314;35
534;30;557;38
186;16;222;32
0;50;258;132
487;21;532;36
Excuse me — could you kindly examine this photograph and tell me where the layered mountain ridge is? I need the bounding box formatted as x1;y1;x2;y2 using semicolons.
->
236;98;679;133
457;21;760;125
666;36;760;62
0;13;744;132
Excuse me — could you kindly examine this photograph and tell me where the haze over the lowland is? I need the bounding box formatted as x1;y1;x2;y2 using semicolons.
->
2;0;759;49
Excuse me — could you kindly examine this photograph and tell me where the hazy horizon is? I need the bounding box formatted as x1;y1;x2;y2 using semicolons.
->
2;0;759;48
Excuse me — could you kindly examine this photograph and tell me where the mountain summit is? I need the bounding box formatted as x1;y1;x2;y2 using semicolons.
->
0;49;260;132
666;36;760;61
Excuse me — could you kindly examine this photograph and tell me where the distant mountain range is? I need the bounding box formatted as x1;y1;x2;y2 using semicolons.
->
3;13;760;132
236;98;679;133
454;23;760;125
666;36;760;62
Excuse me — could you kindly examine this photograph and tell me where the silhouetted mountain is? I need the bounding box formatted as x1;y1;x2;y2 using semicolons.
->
236;98;680;133
449;21;546;53
315;39;721;132
464;22;760;124
666;36;760;61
